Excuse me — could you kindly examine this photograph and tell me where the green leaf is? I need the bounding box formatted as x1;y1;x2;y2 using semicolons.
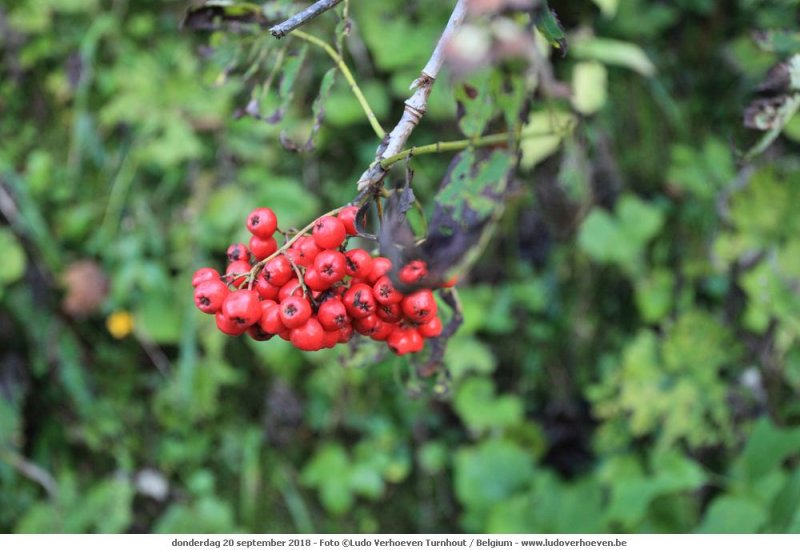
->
533;3;567;54
571;37;656;76
519;110;576;169
572;61;608;114
454;377;523;433
454;439;535;527
0;228;26;292
697;496;767;534
734;418;800;482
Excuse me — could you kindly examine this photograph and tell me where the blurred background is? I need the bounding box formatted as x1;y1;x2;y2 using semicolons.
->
2;0;800;534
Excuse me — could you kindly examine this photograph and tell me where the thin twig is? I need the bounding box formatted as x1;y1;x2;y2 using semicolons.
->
378;127;569;170
357;0;468;191
291;30;386;139
0;449;59;500
270;0;344;39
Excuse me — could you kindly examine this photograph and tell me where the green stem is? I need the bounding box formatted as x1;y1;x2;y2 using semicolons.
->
379;128;563;170
291;30;386;140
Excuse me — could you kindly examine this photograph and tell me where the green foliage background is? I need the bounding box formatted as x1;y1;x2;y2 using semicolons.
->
2;0;800;534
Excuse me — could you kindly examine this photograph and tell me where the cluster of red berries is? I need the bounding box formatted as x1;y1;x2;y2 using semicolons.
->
191;206;445;355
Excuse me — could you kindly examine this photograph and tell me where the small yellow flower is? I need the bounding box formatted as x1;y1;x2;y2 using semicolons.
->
106;311;134;339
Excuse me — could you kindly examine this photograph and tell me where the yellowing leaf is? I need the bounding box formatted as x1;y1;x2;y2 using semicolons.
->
520;110;576;169
572;61;608;114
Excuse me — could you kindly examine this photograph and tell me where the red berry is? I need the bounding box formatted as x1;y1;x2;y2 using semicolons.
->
260;302;286;335
247;324;274;341
338;205;360;236
317;298;349;331
353;314;381;336
255;273;280;300
192;267;220;288
222;289;262;328
376;302;402;323
312;216;346;249
373;275;403;305
227;243;251;263
343;283;377;319
290;318;325;351
278;278;304;301
314;250;347;286
249;235;278;261
399;260;428;285
418;315;443;338
292;236;321;267
387;327;423;355
194;279;229;314
344;249;373;279
279;296;312;329
401;289;437;323
303;267;330;292
337;324;354;344
322;330;340;349
216;312;247;336
367;257;392;285
370;320;395;341
246;207;278;238
225;260;251;288
263;255;294;287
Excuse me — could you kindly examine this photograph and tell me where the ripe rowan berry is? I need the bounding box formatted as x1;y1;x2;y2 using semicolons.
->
246;207;278;238
353;314;381;336
259;302;286;335
344;283;377;319
292;236;321;266
418;315;443;338
279;295;312;329
312;216;346;249
247;324;274;341
401;289;437;323
399;259;428;285
370;320;395;341
222;289;262;327
227;243;251;263
376;302;402;323
314;250;347;286
373;275;403;305
255;273;280;301
303;267;330;292
366;257;392;285
192;267;220;288
194;279;229;314
278;278;304;301
387;327;423;355
216;312;247;336
322;329;341;349
317;298;349;331
225;260;251;288
249;235;278;261
337;205;360;236
290;318;325;351
344;249;373;279
263;255;294;287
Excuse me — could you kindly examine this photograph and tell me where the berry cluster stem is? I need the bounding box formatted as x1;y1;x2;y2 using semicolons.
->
250;205;347;275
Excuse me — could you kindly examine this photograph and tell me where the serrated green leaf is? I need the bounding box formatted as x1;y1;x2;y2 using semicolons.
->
533;3;567;53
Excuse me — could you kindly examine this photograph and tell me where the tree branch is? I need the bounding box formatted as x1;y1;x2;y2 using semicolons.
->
270;0;344;39
356;0;468;191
